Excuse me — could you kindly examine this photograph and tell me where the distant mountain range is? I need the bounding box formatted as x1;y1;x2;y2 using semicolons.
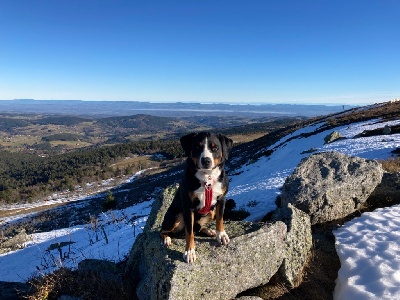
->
0;99;351;118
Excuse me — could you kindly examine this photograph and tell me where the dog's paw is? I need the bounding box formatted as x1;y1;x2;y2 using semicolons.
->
183;248;196;263
200;228;217;237
216;230;230;245
163;236;172;247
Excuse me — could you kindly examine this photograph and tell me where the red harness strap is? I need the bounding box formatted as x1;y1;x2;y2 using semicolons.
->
197;184;213;215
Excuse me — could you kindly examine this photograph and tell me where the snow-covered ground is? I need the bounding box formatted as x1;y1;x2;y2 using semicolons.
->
1;117;400;299
334;205;400;299
0;200;152;282
228;119;400;221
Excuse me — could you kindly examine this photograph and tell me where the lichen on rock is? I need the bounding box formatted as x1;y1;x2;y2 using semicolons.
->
280;151;384;224
272;204;312;288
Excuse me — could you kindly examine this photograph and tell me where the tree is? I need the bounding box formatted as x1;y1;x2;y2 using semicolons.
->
102;190;117;211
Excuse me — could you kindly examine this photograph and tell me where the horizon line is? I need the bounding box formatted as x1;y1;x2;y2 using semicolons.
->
0;98;383;107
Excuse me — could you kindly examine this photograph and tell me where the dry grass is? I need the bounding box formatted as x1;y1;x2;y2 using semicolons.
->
328;101;400;127
0;202;68;219
379;156;400;173
26;266;131;300
230;132;267;144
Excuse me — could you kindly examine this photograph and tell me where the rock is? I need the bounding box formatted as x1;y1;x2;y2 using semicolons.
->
0;228;30;254
272;204;312;288
324;131;343;144
368;172;400;207
280;151;384;224
382;125;391;135
235;297;264;300
127;185;287;300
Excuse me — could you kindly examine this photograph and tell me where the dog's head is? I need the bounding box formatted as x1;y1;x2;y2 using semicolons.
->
180;132;233;170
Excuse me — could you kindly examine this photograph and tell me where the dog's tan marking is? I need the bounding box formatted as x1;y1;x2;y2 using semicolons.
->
215;201;230;245
184;211;196;263
188;191;197;202
200;227;217;237
185;211;195;251
215;202;225;233
197;208;216;236
213;152;223;168
160;213;184;246
191;154;200;169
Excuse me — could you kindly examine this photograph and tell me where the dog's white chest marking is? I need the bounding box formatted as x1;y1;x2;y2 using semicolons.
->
194;168;223;211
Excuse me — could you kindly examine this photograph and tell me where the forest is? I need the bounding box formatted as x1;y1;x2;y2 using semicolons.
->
0;139;183;204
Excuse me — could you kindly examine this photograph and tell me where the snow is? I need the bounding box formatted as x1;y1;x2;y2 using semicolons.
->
334;205;400;300
1;116;400;300
0;200;152;282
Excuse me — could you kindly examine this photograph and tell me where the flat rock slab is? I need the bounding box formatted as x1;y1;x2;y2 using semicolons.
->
128;185;287;300
135;221;287;300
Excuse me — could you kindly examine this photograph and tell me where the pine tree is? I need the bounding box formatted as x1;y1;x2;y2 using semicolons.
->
102;190;117;211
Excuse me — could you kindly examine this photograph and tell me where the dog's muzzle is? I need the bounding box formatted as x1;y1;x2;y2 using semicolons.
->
201;157;212;169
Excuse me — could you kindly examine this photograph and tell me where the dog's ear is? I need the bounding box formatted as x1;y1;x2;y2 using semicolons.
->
218;134;233;160
180;133;197;156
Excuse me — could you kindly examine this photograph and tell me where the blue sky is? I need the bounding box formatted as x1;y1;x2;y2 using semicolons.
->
0;1;399;105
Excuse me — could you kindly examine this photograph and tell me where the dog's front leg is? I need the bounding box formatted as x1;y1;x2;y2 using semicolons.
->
216;197;230;245
183;209;196;263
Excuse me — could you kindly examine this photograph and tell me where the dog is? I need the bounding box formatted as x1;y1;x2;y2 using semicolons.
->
160;132;233;263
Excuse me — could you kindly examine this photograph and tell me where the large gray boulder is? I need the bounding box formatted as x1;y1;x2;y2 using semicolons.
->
272;204;312;288
127;185;287;300
280;151;384;224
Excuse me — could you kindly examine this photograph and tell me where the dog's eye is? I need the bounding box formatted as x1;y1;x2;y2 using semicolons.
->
212;146;219;152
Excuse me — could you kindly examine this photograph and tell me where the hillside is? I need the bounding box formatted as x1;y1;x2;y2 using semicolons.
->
0;113;301;204
1;100;400;299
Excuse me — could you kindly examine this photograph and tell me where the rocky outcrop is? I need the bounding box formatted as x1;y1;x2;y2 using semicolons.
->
280;151;384;224
127;185;287;300
272;204;312;288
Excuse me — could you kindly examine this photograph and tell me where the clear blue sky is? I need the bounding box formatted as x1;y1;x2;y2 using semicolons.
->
0;1;399;105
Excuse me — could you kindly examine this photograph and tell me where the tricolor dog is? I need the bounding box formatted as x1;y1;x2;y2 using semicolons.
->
160;132;233;263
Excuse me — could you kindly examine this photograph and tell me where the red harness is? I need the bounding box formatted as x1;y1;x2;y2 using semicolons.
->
197;178;213;215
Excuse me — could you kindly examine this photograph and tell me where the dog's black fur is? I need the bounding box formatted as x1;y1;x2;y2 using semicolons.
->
160;132;233;263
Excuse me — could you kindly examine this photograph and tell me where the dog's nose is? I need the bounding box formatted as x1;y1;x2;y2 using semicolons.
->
201;157;212;168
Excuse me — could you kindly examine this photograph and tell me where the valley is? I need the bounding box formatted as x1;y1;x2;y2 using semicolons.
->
0;109;303;205
0;112;300;154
